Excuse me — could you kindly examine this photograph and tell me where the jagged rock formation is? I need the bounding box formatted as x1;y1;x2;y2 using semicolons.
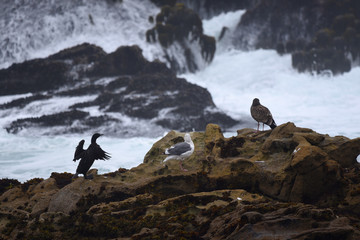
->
151;0;260;19
146;3;216;73
0;43;238;136
176;0;259;19
234;0;360;75
1;123;360;239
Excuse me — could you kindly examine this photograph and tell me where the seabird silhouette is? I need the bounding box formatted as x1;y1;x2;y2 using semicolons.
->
73;139;85;162
73;133;111;179
251;98;277;131
162;133;194;171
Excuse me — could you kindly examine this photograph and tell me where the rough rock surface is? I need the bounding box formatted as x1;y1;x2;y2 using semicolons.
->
151;0;260;19
146;3;216;73
176;0;260;19
234;0;360;75
1;123;360;239
0;43;238;136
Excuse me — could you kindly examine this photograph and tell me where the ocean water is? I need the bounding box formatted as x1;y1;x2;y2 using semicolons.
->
182;9;360;138
0;0;162;69
0;129;161;182
0;4;359;182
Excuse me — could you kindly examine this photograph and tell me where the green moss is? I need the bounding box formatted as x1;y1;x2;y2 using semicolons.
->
21;178;43;192
0;178;21;195
2;216;27;237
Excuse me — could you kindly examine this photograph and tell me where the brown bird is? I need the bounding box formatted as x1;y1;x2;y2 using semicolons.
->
250;98;277;131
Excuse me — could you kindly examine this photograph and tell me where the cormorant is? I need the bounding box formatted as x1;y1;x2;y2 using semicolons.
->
73;139;85;162
73;133;111;179
251;98;277;131
162;133;194;171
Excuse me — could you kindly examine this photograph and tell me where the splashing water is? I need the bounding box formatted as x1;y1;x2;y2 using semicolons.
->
0;8;359;182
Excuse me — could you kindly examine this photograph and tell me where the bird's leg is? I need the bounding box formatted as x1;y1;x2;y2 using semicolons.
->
84;173;94;180
262;123;265;131
257;122;260;132
72;173;79;179
179;161;188;172
162;159;168;167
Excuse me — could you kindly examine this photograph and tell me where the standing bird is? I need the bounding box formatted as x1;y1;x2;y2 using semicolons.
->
73;133;111;179
250;98;277;131
163;133;194;172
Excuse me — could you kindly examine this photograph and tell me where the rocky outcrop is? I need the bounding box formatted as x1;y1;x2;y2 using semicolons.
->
0;60;69;96
146;3;216;73
177;0;259;19
151;0;259;19
234;0;360;75
1;123;360;239
0;43;238;136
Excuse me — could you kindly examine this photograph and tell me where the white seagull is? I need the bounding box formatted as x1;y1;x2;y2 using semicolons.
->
163;133;194;171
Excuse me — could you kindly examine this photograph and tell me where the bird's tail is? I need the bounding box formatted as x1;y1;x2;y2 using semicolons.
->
270;119;277;129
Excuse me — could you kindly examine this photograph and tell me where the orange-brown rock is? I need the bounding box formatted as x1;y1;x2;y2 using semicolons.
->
0;123;359;239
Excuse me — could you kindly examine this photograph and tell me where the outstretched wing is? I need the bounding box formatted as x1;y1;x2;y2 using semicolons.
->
73;140;85;162
93;144;111;160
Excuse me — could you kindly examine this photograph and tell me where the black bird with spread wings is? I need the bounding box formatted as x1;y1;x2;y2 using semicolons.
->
73;133;111;179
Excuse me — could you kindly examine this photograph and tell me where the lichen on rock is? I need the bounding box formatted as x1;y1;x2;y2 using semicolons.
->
1;123;360;239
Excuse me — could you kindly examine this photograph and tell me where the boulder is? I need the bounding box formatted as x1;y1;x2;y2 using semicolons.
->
234;0;360;74
175;0;260;19
1;123;360;239
0;43;238;136
0;59;68;95
146;3;216;73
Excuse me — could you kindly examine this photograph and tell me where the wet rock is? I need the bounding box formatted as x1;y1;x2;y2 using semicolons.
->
0;94;51;109
48;42;106;64
234;0;360;74
88;45;147;77
1;124;360;239
176;0;260;19
1;43;238;136
146;3;216;73
0;59;69;95
292;48;351;75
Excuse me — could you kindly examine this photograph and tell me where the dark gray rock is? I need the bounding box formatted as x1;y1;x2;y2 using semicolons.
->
1;43;239;136
146;4;216;73
233;0;360;75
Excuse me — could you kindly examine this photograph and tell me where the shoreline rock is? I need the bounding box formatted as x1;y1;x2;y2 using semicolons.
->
0;43;239;136
146;3;216;73
1;123;359;239
233;0;359;75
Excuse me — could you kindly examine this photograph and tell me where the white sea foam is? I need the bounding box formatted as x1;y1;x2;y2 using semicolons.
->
0;0;162;69
181;10;360;139
0;129;161;182
0;95;98;129
1;8;359;182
